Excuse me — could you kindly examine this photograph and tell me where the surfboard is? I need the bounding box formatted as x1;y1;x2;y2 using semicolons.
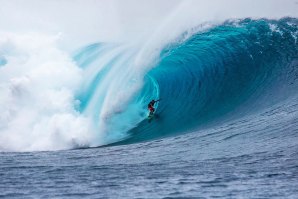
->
147;112;154;122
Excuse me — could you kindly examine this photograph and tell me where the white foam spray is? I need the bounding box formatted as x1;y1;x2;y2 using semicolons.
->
0;32;95;151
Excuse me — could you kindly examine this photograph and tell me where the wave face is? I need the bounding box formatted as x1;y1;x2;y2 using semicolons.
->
0;18;297;151
122;18;298;143
75;18;298;145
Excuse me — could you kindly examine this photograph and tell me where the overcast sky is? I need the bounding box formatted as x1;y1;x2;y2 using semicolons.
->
0;0;297;50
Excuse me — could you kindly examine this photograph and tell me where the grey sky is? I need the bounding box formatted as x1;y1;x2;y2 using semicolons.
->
0;0;297;50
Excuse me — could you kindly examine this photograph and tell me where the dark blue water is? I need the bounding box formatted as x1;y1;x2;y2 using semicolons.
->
1;18;298;198
1;98;298;198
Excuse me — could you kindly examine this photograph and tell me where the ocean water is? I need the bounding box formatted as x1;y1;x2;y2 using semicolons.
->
1;96;298;198
1;4;298;198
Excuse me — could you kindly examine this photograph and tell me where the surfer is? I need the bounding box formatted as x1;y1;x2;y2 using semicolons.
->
148;99;160;115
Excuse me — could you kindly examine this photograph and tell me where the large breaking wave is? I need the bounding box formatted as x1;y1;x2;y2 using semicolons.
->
121;18;298;144
75;18;298;145
0;18;297;151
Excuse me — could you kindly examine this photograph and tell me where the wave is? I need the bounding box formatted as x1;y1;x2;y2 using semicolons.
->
75;18;298;145
0;18;297;151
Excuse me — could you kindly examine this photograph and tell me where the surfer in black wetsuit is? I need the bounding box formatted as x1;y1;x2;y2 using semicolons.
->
148;99;160;115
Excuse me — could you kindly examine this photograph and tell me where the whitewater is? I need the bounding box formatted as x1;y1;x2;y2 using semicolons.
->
0;0;298;198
